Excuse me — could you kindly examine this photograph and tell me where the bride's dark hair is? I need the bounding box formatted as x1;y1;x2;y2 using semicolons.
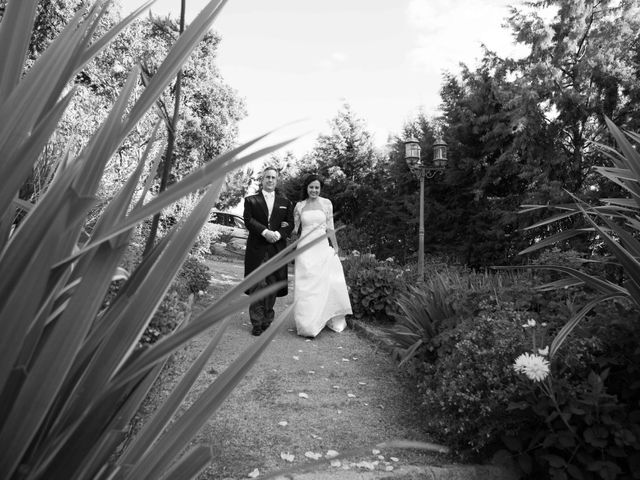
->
301;174;324;200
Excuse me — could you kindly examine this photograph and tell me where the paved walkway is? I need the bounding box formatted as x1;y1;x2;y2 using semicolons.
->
152;256;517;480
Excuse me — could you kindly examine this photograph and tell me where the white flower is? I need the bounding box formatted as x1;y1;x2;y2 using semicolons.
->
538;346;549;356
521;319;537;328
351;250;360;257
514;353;550;382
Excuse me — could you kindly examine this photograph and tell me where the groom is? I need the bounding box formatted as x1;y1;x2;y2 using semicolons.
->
243;166;294;336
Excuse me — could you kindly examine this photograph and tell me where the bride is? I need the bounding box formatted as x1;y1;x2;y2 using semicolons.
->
293;174;352;338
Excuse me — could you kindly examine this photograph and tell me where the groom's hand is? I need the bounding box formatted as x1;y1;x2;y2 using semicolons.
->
263;230;279;243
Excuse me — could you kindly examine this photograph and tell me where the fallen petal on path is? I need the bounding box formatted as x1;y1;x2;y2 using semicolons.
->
326;450;339;458
298;392;309;399
248;468;260;478
280;452;295;462
355;461;376;470
278;421;288;427
304;451;322;460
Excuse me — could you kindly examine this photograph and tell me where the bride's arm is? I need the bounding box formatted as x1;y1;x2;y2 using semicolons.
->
293;201;302;237
324;199;340;254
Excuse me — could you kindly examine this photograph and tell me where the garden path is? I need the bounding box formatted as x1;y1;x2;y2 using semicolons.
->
144;255;516;480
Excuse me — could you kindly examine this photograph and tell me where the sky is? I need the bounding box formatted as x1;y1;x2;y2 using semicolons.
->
123;0;527;156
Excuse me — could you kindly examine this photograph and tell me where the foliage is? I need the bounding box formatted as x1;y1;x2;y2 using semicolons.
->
418;308;528;456
342;253;408;322
335;224;373;256
0;1;303;478
497;117;640;478
142;288;191;345
177;255;211;295
385;282;457;366
310;102;378;184
503;311;640;480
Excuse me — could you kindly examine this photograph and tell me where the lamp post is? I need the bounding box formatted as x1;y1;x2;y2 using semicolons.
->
404;136;448;282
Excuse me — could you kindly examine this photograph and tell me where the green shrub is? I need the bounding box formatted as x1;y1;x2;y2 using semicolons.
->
177;255;211;295
385;282;457;367
142;289;190;344
418;307;528;456
342;253;408;322
502;310;640;479
336;224;373;255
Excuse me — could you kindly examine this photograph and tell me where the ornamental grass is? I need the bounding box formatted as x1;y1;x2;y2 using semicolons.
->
0;1;315;478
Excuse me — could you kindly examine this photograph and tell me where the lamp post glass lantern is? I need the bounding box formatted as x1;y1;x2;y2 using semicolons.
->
404;136;448;281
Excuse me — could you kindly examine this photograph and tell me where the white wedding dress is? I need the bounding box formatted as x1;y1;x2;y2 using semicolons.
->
294;207;352;337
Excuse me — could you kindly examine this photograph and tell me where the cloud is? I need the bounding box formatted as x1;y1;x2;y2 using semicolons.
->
314;51;349;70
406;0;520;75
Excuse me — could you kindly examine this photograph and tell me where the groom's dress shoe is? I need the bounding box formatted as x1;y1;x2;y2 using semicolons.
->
251;326;263;336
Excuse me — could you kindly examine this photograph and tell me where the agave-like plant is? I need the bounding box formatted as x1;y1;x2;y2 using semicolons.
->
385;281;457;367
516;116;638;359
0;1;323;478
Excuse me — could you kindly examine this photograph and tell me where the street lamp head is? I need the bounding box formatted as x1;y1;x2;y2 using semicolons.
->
404;136;422;172
433;137;448;169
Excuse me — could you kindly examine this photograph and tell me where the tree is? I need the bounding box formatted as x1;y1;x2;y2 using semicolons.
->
311;102;377;183
432;54;537;267
307;103;381;228
508;0;640;196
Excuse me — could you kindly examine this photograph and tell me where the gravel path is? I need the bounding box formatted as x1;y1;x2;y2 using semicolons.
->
142;256;448;480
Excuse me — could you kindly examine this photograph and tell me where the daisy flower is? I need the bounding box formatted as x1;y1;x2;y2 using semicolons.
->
514;352;550;382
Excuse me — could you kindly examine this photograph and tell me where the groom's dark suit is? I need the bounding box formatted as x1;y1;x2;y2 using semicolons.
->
243;189;294;332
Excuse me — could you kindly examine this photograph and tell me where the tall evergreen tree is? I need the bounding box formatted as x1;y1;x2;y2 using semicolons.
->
508;0;640;197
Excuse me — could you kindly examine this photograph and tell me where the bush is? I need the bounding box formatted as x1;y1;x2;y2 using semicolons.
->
418;306;529;456
502;308;640;479
385;282;457;367
336;224;373;255
342;253;408;322
142;289;191;344
177;255;211;295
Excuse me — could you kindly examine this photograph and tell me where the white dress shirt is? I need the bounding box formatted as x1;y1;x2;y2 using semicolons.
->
261;190;280;240
263;190;275;218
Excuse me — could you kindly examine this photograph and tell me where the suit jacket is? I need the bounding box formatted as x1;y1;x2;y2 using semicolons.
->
243;190;294;296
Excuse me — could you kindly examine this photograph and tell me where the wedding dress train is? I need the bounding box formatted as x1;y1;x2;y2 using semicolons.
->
294;209;352;337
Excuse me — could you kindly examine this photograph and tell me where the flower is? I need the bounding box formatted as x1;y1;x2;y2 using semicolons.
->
351;250;360;257
521;319;537;328
513;353;550;382
538;346;549;356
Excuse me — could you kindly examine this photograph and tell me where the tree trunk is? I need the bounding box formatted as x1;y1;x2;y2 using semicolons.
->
143;0;186;257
